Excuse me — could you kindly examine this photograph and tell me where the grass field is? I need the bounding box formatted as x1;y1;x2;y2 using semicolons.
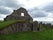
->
0;20;53;40
0;29;53;40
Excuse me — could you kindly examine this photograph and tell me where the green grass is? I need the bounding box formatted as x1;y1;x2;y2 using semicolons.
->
0;29;52;40
0;20;25;29
0;20;17;29
0;20;53;40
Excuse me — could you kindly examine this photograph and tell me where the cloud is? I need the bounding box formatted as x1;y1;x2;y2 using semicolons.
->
18;0;53;9
0;14;6;20
0;0;21;9
29;5;53;22
0;0;53;22
41;2;53;13
30;2;53;18
0;6;13;15
0;0;21;20
33;17;53;22
31;11;47;18
28;8;48;18
0;14;5;18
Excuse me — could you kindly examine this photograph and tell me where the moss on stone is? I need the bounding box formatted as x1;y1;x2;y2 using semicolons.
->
0;20;26;29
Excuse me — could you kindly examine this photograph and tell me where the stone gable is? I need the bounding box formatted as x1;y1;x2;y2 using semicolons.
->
4;7;33;23
0;7;42;34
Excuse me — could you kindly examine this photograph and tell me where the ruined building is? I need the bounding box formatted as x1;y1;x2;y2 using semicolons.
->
4;7;33;23
0;7;41;34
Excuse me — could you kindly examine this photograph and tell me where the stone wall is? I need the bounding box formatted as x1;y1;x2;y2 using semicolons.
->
4;7;33;23
0;22;33;34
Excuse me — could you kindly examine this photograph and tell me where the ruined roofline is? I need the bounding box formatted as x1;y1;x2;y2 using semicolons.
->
4;7;33;21
13;7;33;19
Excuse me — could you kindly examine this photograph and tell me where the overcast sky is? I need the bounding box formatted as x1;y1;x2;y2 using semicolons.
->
0;0;53;22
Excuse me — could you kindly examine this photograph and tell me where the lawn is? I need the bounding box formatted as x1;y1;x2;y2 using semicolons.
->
0;29;52;40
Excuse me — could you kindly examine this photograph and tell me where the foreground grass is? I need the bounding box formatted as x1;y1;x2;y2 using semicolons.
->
0;20;52;40
0;29;52;40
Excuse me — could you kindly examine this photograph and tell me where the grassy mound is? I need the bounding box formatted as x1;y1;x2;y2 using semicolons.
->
0;29;52;40
0;20;25;29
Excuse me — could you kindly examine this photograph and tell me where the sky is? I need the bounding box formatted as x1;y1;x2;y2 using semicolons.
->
0;0;53;22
